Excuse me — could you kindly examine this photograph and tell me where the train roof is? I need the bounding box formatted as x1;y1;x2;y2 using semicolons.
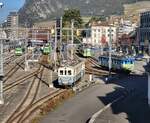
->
60;59;84;68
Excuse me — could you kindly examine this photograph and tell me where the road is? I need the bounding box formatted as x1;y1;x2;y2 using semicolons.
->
40;60;149;123
40;84;123;123
95;60;150;123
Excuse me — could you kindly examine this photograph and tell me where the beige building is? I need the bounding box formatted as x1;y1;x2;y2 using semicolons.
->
91;22;117;46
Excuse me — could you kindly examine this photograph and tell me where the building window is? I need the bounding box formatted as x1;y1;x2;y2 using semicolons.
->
108;29;114;32
108;34;113;37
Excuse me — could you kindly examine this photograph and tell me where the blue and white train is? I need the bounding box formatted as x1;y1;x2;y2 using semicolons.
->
58;61;85;86
99;55;135;73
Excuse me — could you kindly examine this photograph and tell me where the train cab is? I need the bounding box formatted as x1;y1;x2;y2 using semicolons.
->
15;47;23;56
58;67;74;86
58;61;85;86
122;58;135;71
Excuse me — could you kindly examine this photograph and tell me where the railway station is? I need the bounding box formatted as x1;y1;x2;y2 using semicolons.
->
0;1;150;123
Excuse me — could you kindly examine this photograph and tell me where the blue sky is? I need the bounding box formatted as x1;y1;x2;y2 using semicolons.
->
0;0;25;23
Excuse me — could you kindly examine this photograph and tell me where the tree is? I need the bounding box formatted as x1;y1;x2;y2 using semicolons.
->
85;15;107;27
62;9;83;28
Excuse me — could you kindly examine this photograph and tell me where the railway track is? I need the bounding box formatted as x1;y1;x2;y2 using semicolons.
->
4;55;17;66
3;54;66;123
4;54;15;65
3;60;25;83
17;89;64;123
5;66;44;123
86;58;107;72
86;58;115;75
4;66;42;92
85;68;108;76
4;56;107;123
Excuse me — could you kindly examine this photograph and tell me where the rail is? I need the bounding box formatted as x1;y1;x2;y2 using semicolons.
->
5;66;44;123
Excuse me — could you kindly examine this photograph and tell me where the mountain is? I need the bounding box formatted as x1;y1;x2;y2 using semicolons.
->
18;0;147;25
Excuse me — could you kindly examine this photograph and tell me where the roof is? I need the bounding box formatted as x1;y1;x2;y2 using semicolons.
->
60;59;84;68
91;22;115;27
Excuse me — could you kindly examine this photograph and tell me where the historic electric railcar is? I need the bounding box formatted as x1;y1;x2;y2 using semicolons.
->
42;44;52;55
15;47;23;56
58;61;85;86
78;45;93;57
99;55;135;72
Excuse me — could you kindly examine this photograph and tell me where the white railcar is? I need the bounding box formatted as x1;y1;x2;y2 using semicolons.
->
58;61;85;86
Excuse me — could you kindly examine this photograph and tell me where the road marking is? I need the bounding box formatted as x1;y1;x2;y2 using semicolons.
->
89;95;124;123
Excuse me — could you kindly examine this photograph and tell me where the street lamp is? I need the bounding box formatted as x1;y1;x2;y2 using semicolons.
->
108;26;112;76
105;26;113;82
0;2;4;8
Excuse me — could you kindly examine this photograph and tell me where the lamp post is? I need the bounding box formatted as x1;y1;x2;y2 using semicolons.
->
71;19;74;60
25;26;29;71
108;26;112;76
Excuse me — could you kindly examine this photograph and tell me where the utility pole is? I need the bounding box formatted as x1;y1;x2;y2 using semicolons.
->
47;29;51;61
108;26;112;76
60;17;63;62
25;26;29;71
0;39;4;104
32;29;36;60
54;21;57;70
71;19;74;60
67;27;69;60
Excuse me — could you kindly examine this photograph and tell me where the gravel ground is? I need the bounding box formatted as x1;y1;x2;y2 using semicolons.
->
0;63;57;123
0;79;31;123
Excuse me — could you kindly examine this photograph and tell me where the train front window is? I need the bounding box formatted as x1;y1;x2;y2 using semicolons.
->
68;70;72;75
60;70;63;75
